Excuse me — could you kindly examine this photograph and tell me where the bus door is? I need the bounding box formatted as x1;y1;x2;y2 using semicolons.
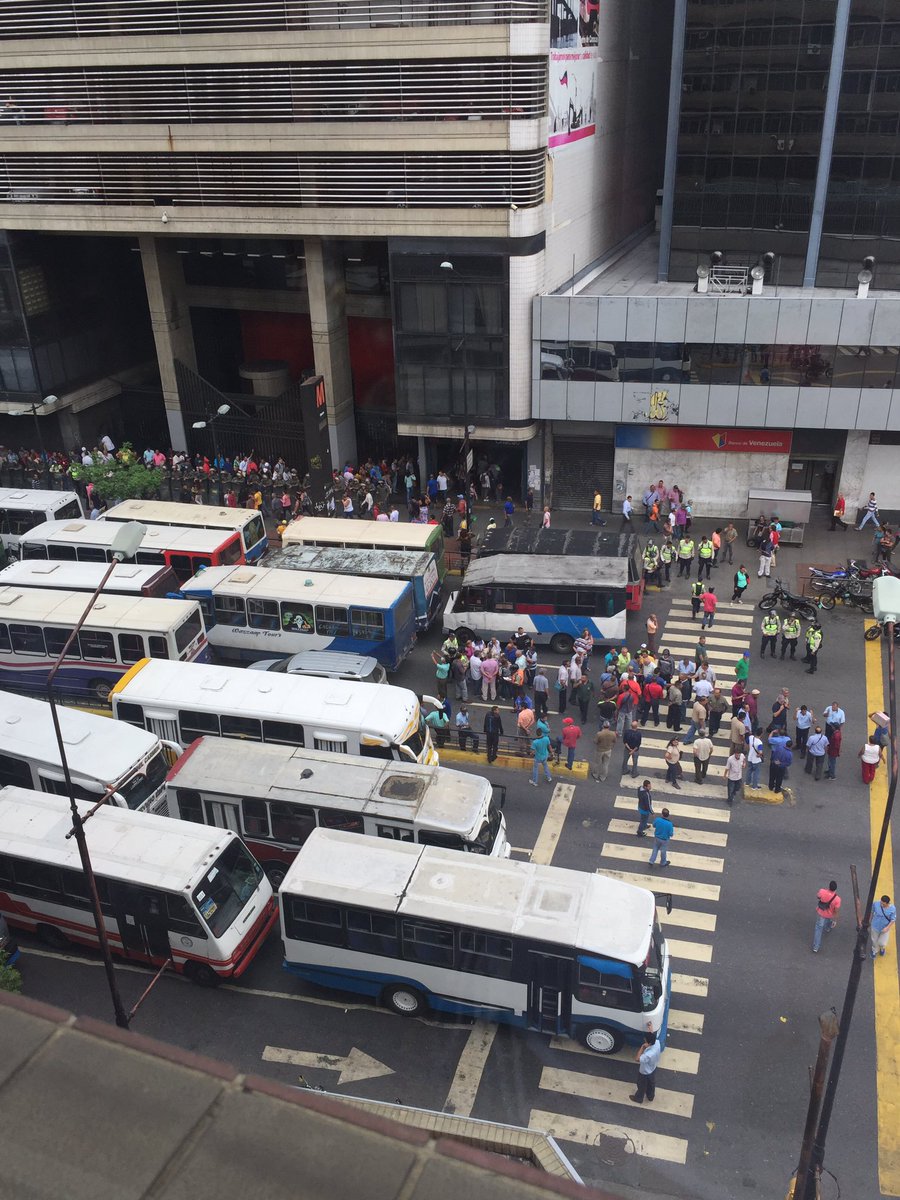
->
527;952;573;1035
110;882;172;961
204;798;240;833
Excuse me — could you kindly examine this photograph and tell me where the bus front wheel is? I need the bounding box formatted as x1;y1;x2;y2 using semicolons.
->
183;961;221;988
549;632;575;655
36;923;69;951
382;984;427;1017
263;861;288;889
90;678;112;704
578;1024;624;1055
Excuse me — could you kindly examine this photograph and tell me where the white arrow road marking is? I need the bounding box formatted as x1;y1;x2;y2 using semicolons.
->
262;1044;394;1086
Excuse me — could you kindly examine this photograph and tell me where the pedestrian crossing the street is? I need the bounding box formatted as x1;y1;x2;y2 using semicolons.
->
526;597;754;1171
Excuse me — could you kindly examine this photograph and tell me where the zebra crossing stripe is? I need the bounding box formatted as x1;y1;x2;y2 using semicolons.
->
666;937;713;964
608;818;727;847
598;867;721;902
613;795;730;823
540;1066;695;1118
658;906;717;932
548;1036;700;1075
668;1008;705;1035
528;1110;689;1165
672;972;709;997
600;842;724;874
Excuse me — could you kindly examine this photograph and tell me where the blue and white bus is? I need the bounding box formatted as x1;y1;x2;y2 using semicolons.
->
0;586;208;704
180;564;417;670
443;554;628;654
264;544;442;630
280;829;671;1054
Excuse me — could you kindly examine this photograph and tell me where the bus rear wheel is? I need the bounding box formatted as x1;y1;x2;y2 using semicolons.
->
263;862;288;889
90;678;112;704
36;923;69;951
183;961;221;988
382;984;427;1017
578;1024;624;1055
549;632;575;655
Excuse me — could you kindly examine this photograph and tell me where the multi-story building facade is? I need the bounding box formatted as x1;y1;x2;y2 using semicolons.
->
534;0;900;515
0;0;670;486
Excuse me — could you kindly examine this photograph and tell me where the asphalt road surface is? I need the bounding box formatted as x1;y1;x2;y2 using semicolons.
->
13;533;899;1200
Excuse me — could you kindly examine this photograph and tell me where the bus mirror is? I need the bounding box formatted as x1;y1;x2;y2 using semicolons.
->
422;694;441;708
397;744;417;763
654;891;673;915
491;785;507;810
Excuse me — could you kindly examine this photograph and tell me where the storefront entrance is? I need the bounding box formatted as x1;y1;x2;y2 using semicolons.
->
785;458;838;506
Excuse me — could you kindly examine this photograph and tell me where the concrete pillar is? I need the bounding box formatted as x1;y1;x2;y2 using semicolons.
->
837;429;870;515
305;239;358;468
139;236;193;451
417;435;428;495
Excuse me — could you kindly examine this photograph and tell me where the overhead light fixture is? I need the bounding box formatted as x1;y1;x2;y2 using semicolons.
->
696;265;709;279
440;261;454;271
710;250;723;265
750;265;765;280
858;269;873;285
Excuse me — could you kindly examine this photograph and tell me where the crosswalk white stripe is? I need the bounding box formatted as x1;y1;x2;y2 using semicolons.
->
598;867;721;901
601;843;724;874
672;971;709;997
669;601;754;619
666;937;714;963
609;818;727;847
668;1008;705;1035
528;1110;689;1165
658;905;717;931
613;794;730;822
618;774;731;802
540;1066;695;1118
548;1036;701;1075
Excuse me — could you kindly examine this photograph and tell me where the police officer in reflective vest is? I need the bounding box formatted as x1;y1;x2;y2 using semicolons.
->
697;537;714;580
691;578;704;620
677;536;695;578
643;542;661;588
660;539;674;585
805;622;823;674
781;615;801;660
760;612;779;658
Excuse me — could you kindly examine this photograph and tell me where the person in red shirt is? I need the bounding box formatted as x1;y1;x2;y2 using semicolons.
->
825;726;841;780
561;717;582;770
700;586;717;630
641;678;665;727
813;881;841;952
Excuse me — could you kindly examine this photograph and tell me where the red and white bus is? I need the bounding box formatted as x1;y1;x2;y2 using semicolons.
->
0;787;277;985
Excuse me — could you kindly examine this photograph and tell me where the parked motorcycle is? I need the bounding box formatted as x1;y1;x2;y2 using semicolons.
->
758;579;818;621
816;585;874;614
864;619;900;641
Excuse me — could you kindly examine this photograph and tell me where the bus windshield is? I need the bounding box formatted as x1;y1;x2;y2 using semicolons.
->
192;839;264;937
114;749;170;812
472;806;503;855
175;613;203;654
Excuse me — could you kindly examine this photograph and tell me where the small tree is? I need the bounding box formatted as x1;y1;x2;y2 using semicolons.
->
70;443;163;504
0;949;22;994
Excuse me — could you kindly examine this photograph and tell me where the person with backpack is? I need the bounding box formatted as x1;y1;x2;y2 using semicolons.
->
812;881;841;953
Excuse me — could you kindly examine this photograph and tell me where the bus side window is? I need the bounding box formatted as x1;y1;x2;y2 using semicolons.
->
576;962;637;1009
148;635;169;659
221;537;243;565
220;715;262;740
315;604;349;637
116;701;146;728
176;788;204;823
262;720;304;746
247;598;279;631
284;898;344;945
214;594;246;628
0;509;8;535
401;919;454;967
179;710;220;743
79;630;116;661
346;910;399;956
319;809;364;834
241;797;271;837
59;867;95;910
165;894;205;937
10;624;46;656
167;555;194;582
0;624;9;652
21;544;48;559
118;633;145;664
270;801;316;845
51;546;79;561
350;608;385;641
0;752;32;788
12;858;63;902
375;824;414;842
44;627;79;659
457;930;513;978
57;500;82;521
77;547;107;564
280;601;314;633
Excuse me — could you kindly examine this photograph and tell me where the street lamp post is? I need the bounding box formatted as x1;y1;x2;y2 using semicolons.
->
794;575;900;1200
192;404;231;505
9;394;58;486
45;520;146;1030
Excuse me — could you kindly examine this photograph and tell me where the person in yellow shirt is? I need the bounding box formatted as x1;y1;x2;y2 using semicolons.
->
591;489;604;526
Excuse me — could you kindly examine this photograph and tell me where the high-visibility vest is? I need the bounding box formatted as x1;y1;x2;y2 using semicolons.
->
643;547;659;569
698;542;713;559
762;616;779;635
806;628;823;652
679;539;695;558
782;618;800;638
660;544;674;562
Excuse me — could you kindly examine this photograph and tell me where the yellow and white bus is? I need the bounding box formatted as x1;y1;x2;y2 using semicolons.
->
112;658;438;764
102;499;267;562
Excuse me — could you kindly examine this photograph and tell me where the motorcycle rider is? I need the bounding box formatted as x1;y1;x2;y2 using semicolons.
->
760;612;779;658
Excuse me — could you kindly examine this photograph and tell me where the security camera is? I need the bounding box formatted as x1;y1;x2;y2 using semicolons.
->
161;212;168;224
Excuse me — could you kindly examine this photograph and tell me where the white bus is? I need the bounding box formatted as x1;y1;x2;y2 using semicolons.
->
0;787;277;985
282;516;447;580
178;564;417;670
280;829;671;1054
0;586;208;704
444;554;628;653
18;519;245;582
0;559;180;599
165;739;509;886
102;499;267;563
0;487;83;553
0;691;177;814
112;658;438;764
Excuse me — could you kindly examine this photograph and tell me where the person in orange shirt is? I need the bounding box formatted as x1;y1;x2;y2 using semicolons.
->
711;528;722;565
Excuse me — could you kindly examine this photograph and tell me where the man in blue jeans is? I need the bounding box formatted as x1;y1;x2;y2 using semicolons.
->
529;731;552;785
648;808;673;867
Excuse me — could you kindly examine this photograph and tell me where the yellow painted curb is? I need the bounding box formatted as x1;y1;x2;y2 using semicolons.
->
743;784;793;806
437;746;590;779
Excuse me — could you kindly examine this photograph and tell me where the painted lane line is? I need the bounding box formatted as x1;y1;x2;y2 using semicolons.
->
668;1008;705;1035
608;818;727;847
613;795;731;823
671;972;709;998
600;843;724;874
597;867;720;902
548;1036;700;1075
864;632;900;1196
658;906;717;933
540;1066;694;1118
528;1110;688;1165
443;1020;498;1117
531;781;576;865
